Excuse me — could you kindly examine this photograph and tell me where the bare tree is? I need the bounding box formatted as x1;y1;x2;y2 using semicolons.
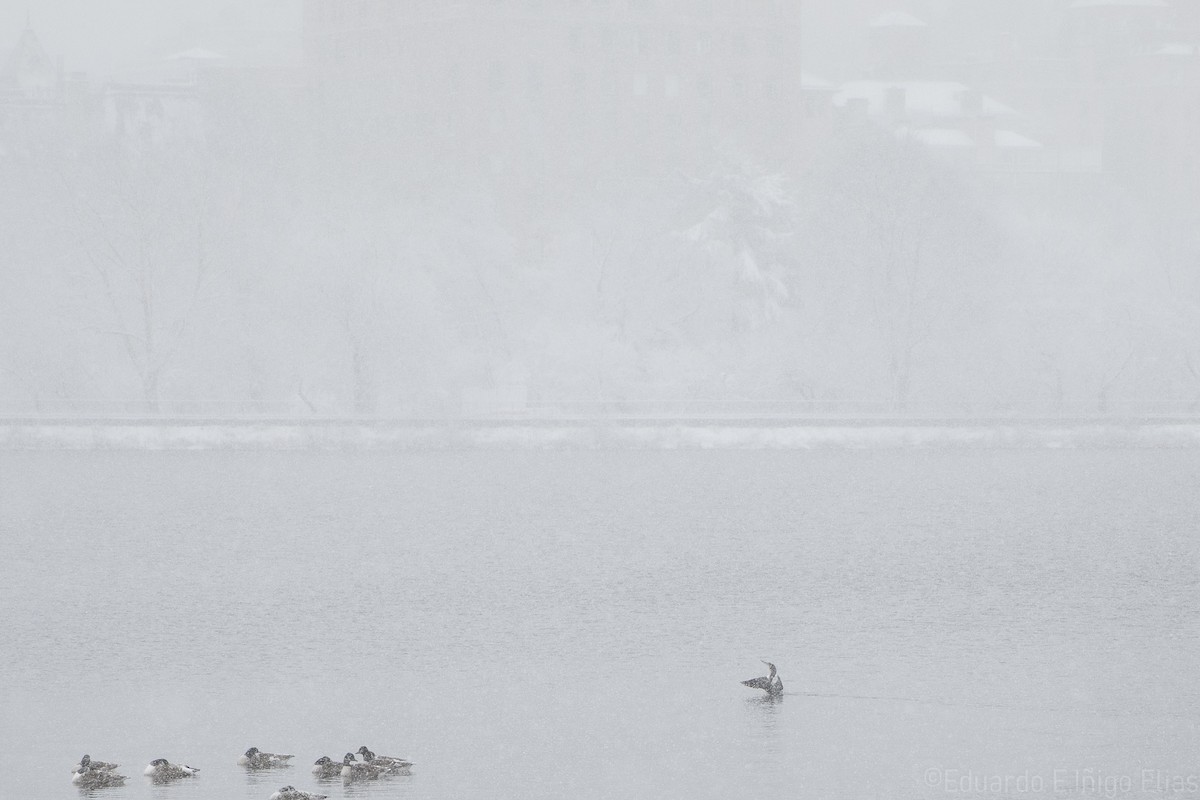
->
804;127;999;410
62;149;218;411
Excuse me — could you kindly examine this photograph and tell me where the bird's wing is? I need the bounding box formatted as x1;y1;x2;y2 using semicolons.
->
742;677;772;690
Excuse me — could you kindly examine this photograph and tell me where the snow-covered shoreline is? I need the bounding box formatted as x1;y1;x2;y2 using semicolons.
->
3;419;1200;450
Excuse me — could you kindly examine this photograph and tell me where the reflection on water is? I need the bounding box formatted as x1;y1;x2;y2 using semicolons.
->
240;765;295;794
341;773;416;797
745;695;784;756
76;788;127;800
3;449;1199;800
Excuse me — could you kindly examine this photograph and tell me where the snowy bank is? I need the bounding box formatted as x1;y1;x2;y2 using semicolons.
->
2;419;1200;450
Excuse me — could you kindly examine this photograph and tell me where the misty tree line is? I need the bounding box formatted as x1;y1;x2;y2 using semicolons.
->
1;99;1198;415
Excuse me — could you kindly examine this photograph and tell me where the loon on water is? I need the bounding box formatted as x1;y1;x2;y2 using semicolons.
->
741;660;784;697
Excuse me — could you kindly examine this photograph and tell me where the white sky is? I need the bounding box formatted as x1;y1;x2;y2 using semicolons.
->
2;0;947;81
0;0;302;75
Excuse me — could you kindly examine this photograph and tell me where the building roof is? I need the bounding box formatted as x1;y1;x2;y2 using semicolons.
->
833;81;1020;119
901;127;1043;149
870;11;928;28
994;130;1042;148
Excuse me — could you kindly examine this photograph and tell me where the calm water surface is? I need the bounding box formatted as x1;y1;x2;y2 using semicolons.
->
1;449;1198;800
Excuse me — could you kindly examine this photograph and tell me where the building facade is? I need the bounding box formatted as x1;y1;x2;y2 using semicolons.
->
0;25;91;159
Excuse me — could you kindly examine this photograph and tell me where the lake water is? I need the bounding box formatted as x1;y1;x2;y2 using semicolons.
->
2;449;1198;800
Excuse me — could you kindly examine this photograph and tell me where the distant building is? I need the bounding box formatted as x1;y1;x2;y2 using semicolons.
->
834;10;1048;173
1062;0;1200;186
103;50;224;149
1101;39;1200;190
102;44;306;155
1;24;56;100
833;78;1048;171
917;0;1199;183
301;1;809;173
0;23;89;159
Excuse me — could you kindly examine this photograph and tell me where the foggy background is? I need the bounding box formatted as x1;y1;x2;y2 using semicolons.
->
6;7;1200;799
3;0;1199;418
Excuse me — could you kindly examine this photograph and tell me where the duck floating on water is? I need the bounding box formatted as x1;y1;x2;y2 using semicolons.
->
311;756;342;778
72;764;127;788
238;747;294;769
72;754;119;774
741;660;784;698
356;745;412;770
270;786;328;800
143;758;200;781
340;752;391;780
